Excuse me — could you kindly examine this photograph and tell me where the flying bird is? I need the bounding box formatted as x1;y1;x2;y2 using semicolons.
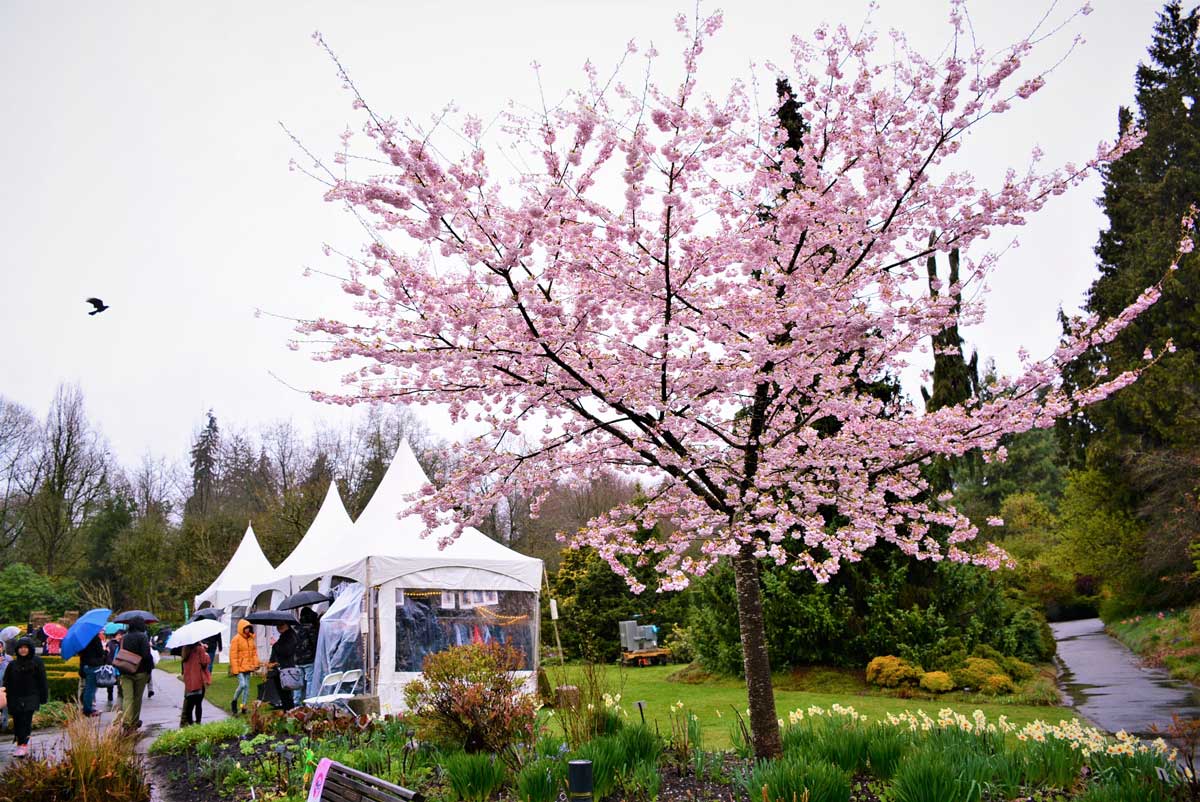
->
85;297;110;316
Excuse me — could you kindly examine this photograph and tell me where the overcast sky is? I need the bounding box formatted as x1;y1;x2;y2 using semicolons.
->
0;1;1168;468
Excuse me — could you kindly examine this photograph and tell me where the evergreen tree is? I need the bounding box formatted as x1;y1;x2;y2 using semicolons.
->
186;411;220;517
1065;2;1200;602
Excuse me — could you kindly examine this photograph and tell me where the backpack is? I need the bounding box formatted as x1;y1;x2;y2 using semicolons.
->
95;664;118;688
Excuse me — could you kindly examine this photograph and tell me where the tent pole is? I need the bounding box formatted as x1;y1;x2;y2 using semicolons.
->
542;569;564;666
365;557;374;695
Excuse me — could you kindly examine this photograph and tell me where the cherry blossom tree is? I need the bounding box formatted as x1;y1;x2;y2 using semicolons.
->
298;4;1192;756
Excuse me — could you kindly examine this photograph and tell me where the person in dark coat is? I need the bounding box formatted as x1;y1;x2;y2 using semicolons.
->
201;633;221;677
118;616;154;730
77;633;106;717
293;608;320;705
267;622;298;712
3;637;49;757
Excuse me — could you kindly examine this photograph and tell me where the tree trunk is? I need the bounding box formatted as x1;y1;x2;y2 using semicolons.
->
733;544;782;758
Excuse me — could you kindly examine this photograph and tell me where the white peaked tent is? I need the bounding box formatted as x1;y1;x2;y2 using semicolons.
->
195;522;274;610
248;481;355;609
193;522;274;661
262;441;543;712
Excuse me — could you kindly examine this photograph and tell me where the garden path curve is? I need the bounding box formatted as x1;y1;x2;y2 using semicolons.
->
1052;617;1200;737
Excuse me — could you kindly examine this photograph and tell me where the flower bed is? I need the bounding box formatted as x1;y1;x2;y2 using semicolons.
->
148;701;1187;802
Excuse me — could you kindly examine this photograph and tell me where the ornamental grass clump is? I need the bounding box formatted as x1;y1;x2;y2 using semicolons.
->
812;724;870;774
890;749;964;802
0;709;150;802
741;755;851;802
515;756;565;802
573;735;625;799
865;726;909;780
441;752;508;802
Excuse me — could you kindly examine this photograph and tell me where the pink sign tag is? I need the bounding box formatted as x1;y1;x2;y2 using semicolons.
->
307;758;333;801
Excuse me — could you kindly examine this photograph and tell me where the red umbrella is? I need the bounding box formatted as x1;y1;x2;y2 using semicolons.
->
43;623;68;639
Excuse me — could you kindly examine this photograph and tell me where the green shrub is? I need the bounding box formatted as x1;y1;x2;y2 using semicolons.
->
0;564;79;622
441;752;507;802
403;643;536;762
866;655;922;687
741;755;851;802
149;719;250;755
662;624;694;664
46;672;81;703
919;671;954;693
1002;656;1036;681
516;757;564;802
950;657;1007;690
32;700;72;729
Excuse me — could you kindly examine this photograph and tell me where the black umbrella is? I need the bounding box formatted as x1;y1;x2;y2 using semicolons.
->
114;609;159;624
190;608;223;622
245;610;299;625
277;590;334;611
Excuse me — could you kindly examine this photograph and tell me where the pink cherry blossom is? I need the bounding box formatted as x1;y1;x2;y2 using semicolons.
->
298;5;1184;595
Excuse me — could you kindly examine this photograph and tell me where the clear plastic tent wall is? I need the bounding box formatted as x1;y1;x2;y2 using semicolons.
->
393;588;539;672
309;582;365;700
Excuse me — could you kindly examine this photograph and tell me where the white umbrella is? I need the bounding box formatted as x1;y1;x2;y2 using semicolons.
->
0;626;20;642
165;618;224;649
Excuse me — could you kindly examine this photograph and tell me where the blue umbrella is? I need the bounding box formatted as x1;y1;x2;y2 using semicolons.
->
60;608;112;660
103;622;127;636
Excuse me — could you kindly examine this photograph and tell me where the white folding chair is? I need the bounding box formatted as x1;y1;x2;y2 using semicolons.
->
303;671;344;707
338;669;363;696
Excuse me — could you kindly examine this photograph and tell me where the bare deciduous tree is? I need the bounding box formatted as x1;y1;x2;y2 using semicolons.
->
0;396;37;553
20;384;111;575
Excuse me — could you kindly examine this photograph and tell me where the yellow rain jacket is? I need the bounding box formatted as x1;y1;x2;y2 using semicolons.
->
229;618;260;675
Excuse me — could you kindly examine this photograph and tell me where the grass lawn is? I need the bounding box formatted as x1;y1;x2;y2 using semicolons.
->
157;658;244;714
544;664;1078;749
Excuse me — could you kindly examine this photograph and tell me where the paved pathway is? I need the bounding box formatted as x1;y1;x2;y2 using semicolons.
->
1052;617;1200;737
0;663;227;768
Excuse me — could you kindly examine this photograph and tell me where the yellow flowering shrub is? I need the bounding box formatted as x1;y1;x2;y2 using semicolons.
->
918;671;954;693
866;655;922;688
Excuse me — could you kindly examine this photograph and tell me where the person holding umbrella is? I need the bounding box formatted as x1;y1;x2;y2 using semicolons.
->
114;616;154;731
268;621;298;712
164;617;221;725
59;608;113;719
3;638;48;758
229;619;260;715
76;634;106;717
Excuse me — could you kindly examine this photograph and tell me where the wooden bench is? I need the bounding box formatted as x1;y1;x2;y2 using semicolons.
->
308;759;424;802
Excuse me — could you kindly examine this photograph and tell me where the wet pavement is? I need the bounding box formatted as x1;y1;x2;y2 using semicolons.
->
0;664;227;768
1051;617;1200;737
